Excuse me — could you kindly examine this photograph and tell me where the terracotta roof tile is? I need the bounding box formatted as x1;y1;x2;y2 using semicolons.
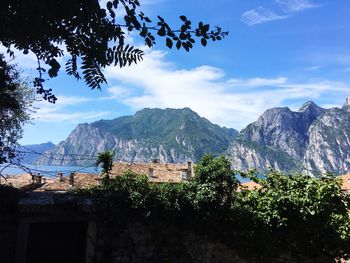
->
110;162;194;183
238;181;261;191
340;173;350;193
2;162;195;191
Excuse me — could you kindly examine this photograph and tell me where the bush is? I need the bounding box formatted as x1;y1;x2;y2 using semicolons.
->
0;184;23;213
77;156;350;261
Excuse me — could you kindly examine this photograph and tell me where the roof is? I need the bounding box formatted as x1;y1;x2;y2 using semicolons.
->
110;162;194;183
238;181;261;191
1;162;195;191
0;174;52;189
37;173;100;191
340;173;350;192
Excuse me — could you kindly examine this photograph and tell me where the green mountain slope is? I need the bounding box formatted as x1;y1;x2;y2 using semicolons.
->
36;108;238;165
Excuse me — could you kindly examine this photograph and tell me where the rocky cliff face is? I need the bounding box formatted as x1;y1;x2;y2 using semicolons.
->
303;106;350;175
228;100;350;175
36;108;238;166
35;101;350;175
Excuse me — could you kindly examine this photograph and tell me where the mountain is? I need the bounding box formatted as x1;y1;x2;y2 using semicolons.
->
227;99;350;175
303;106;350;175
36;108;238;166
19;142;56;164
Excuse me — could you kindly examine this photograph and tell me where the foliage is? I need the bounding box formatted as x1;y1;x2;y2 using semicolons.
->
0;0;228;102
238;171;350;260
0;184;24;213
190;155;239;211
79;155;350;260
0;54;36;164
96;150;115;180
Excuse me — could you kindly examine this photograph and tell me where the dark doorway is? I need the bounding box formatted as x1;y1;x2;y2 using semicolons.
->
26;221;87;263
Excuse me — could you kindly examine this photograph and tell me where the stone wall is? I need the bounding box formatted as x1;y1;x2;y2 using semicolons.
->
93;219;331;263
0;215;17;263
95;220;248;263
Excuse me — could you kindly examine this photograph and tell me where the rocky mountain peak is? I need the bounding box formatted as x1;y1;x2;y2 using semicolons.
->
299;101;319;112
36;108;238;166
342;96;350;112
228;99;350;175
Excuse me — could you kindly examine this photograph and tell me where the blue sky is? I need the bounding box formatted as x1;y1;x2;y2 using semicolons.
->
3;0;350;145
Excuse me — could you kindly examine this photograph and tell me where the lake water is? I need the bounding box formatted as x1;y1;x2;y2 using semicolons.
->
0;164;101;178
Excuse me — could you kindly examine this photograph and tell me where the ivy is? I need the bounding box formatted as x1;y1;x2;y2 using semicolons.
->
79;155;350;261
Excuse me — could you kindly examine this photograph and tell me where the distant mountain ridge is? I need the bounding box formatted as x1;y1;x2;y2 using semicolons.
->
20;142;56;164
32;100;350;176
228;99;350;175
36;108;238;166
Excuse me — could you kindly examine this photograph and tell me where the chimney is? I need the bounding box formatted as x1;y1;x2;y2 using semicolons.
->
148;168;154;179
152;159;159;164
180;170;188;180
187;161;192;178
35;175;42;184
57;172;63;182
69;172;75;186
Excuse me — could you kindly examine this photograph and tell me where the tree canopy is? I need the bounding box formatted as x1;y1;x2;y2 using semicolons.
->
0;0;228;103
0;54;35;165
80;155;350;261
96;150;115;183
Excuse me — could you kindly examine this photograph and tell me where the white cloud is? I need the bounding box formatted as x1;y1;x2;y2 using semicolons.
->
320;103;341;109
101;86;132;100
33;96;109;123
305;65;320;71
228;77;287;87
308;51;350;67
241;7;288;26
275;0;319;13
54;96;93;105
34;110;110;122
241;0;320;26
104;50;350;130
0;46;38;69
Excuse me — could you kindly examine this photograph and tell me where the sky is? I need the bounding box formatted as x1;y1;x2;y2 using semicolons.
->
3;0;350;145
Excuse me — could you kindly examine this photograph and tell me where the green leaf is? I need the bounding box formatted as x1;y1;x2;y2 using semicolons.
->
157;27;166;37
166;38;173;49
203;24;210;32
182;42;189;52
107;1;113;9
180;15;187;22
176;40;181;50
179;32;187;40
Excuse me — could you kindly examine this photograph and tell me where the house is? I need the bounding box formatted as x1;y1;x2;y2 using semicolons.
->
2;161;195;192
110;161;194;183
340;173;350;194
